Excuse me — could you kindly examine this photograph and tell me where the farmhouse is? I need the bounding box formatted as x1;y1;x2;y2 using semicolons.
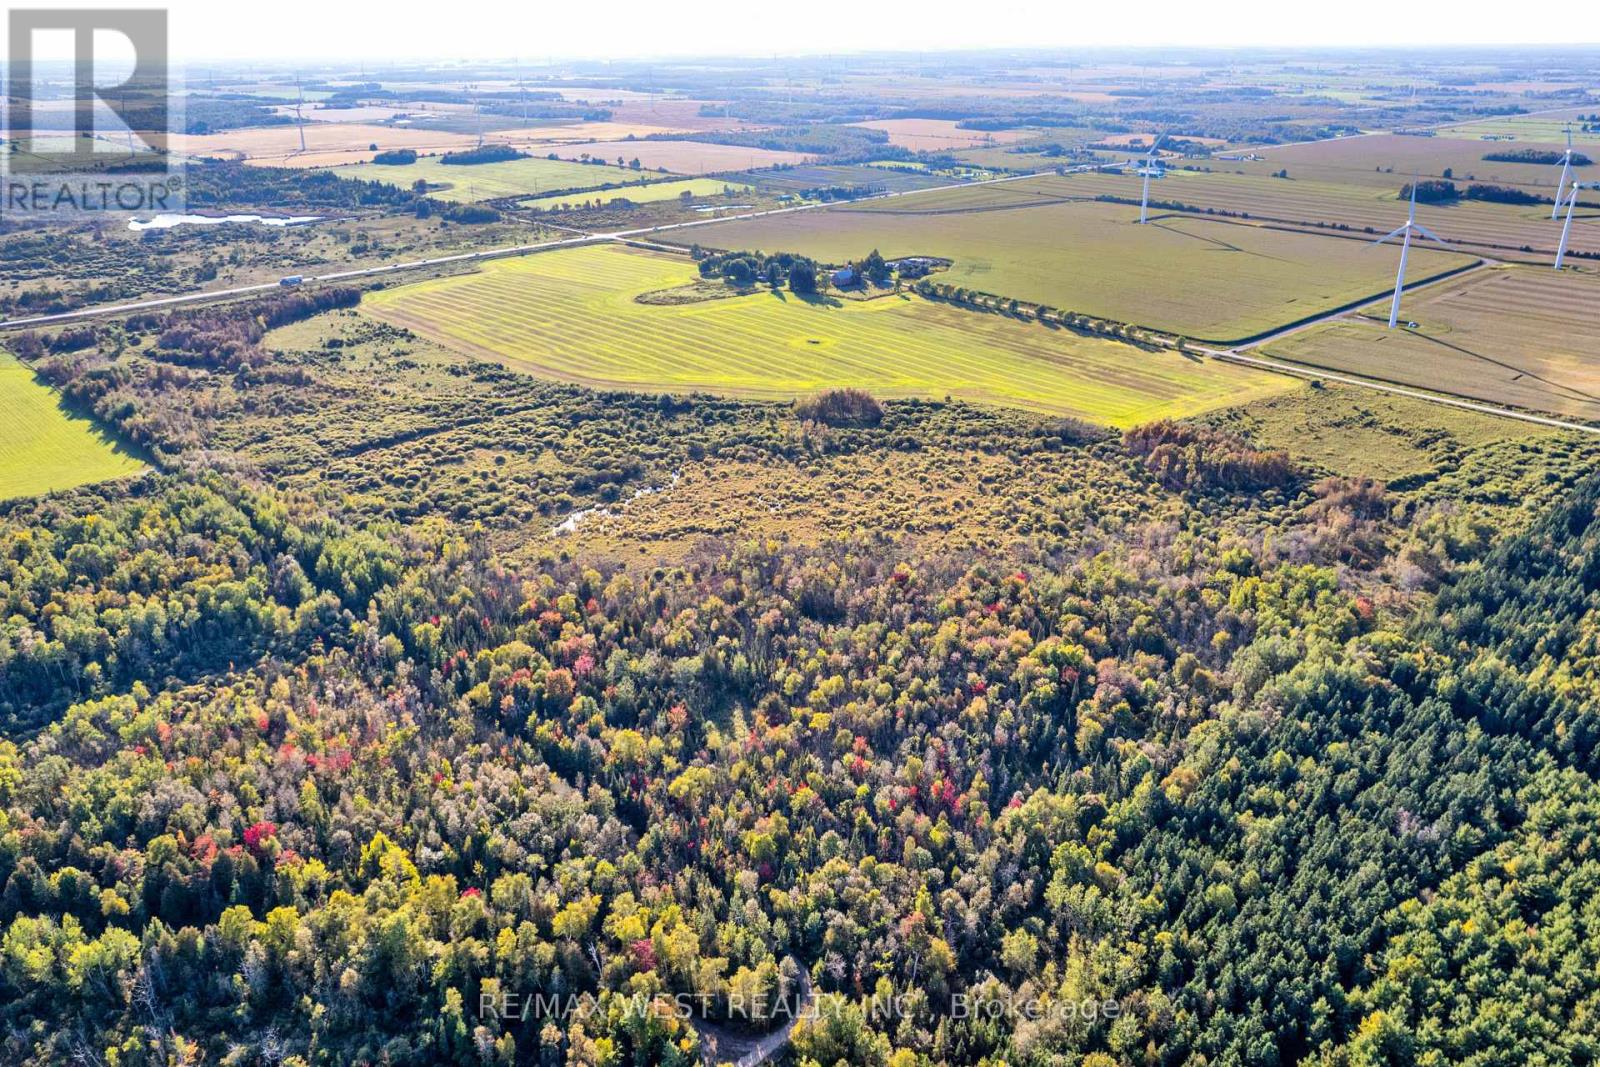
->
832;265;859;287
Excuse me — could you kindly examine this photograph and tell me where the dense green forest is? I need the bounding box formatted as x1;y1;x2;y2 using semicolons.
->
4;340;1600;1064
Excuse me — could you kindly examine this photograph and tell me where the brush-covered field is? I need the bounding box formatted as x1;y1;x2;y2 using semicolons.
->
678;195;1477;342
1259;265;1600;420
0;353;145;501
360;244;1296;425
331;155;668;201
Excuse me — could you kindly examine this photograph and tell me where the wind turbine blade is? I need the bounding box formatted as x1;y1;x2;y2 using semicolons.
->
1370;225;1408;246
1554;153;1574;219
1411;223;1448;244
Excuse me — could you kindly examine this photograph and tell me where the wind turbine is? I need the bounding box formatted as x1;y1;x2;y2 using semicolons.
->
1372;176;1451;329
1554;179;1598;270
294;76;307;154
1130;132;1168;224
469;84;485;149
1552;126;1577;220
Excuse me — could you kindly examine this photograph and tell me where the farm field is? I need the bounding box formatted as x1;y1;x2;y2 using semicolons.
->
1022;169;1600;259
518;177;750;210
486;121;692;142
550;140;812;174
0;353;145;501
359;244;1297;425
676;195;1476;342
1238;133;1588;194
1258;265;1600;420
748;164;953;193
169;124;485;167
1436;109;1600;144
599;98;755;133
850;119;1036;151
281;104;453;124
330;155;659;201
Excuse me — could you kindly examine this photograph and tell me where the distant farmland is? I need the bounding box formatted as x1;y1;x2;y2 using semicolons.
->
850;119;1037;152
519;177;750;211
1259;265;1600;421
1028;169;1599;259
331;155;665;201
360;244;1296;426
1231;133;1587;194
676;195;1477;342
548;140;812;175
1436;110;1600;145
0;353;144;501
749;164;952;193
170;124;485;168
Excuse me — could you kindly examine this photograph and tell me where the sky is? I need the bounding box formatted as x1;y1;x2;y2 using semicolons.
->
7;0;1600;62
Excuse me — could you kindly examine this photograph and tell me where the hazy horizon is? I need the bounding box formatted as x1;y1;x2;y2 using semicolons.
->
8;0;1600;63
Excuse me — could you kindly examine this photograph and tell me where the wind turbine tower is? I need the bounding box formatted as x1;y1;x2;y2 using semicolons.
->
1372;177;1451;329
294;77;307;154
1134;132;1167;224
1554;179;1598;270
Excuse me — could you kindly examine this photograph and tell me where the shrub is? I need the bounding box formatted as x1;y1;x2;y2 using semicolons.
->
1124;421;1298;493
794;388;884;428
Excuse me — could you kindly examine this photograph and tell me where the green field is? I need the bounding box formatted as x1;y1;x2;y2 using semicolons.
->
360;244;1297;426
675;194;1477;343
331;155;679;202
0;353;145;501
1437;112;1600;145
519;178;751;211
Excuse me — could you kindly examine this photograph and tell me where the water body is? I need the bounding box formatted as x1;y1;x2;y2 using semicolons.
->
128;213;322;231
551;475;681;535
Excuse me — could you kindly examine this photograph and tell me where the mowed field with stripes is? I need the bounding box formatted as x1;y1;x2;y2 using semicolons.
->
360;244;1297;426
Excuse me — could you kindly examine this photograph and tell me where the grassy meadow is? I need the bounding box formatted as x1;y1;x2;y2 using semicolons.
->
679;195;1477;342
0;353;145;501
332;155;671;201
360;244;1297;426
